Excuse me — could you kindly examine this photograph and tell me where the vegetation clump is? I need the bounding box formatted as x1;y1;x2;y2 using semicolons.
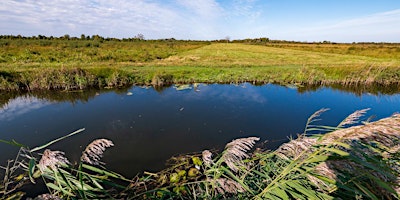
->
1;109;400;199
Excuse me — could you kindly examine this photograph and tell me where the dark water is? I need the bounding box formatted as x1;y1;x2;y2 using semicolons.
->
1;83;399;178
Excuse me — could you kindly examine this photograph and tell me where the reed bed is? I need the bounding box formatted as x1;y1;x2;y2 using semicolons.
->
1;109;400;199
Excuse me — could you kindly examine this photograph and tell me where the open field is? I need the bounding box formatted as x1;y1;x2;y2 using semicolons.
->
1;38;400;91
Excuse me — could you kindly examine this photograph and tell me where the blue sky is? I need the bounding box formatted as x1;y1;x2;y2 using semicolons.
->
1;0;399;42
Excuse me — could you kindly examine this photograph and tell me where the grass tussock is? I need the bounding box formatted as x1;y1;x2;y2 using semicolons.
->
1;109;400;199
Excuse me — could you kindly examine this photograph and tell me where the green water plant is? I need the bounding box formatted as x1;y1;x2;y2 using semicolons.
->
1;109;400;199
132;109;400;199
0;129;133;199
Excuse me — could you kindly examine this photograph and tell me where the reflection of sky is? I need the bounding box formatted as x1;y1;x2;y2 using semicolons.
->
161;83;268;104
0;96;51;121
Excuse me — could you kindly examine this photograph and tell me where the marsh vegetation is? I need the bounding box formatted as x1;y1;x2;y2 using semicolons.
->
1;109;400;199
1;36;399;91
1;36;400;199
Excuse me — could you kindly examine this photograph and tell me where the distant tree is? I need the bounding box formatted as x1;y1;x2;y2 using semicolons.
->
91;35;104;42
134;33;145;40
81;34;86;40
225;36;230;43
62;34;70;40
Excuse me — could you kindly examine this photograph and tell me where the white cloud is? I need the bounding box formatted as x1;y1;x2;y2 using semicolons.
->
0;0;265;39
1;1;399;41
0;0;180;38
0;96;51;121
272;9;400;42
176;0;222;19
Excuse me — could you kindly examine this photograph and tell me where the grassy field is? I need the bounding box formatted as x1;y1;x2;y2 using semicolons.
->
1;38;400;91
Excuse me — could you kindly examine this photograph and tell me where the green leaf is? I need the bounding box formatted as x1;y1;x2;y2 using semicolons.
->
287;189;307;200
69;178;95;191
332;141;351;149
304;155;328;163
286;181;318;199
324;147;349;156
261;193;279;200
0;139;26;148
271;186;289;200
28;158;36;183
312;174;336;185
100;179;127;189
366;173;397;195
58;169;73;190
46;183;74;196
81;164;129;181
84;174;104;189
353;181;379;200
30;128;85;152
192;156;202;166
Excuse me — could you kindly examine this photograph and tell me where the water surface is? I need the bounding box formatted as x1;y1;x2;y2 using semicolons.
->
1;83;399;177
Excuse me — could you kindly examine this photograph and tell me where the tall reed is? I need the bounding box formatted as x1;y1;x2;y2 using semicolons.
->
1;110;400;199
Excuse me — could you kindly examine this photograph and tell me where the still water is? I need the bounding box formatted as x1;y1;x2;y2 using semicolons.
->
0;83;399;177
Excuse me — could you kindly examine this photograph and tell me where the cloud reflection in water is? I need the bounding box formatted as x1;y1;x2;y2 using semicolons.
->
0;96;51;121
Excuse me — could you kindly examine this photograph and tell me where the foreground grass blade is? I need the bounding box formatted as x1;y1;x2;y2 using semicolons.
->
30;128;85;152
28;158;36;183
0;139;26;148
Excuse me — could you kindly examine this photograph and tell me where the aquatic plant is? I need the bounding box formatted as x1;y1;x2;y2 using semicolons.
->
1;110;400;199
135;109;400;199
0;129;131;199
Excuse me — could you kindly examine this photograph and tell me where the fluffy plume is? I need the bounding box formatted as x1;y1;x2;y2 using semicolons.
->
338;108;370;128
81;139;114;165
303;108;330;134
34;193;62;200
278;113;400;196
275;136;317;160
221;137;259;172
38;149;70;172
308;108;330;124
202;150;213;166
211;178;245;195
322;113;400;145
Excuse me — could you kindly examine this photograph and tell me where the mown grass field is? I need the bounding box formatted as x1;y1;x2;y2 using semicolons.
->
1;38;399;91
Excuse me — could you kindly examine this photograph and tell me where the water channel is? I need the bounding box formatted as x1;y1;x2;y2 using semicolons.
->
1;83;399;178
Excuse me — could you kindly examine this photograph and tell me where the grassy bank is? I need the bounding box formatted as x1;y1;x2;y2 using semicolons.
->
1;110;400;199
1;39;400;91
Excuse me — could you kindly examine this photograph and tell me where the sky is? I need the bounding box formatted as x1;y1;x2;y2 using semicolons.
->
1;0;400;42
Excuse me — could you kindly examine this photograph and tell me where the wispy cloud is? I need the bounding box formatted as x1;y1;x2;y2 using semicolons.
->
0;0;263;39
0;96;51;121
273;9;400;42
176;0;222;19
0;0;180;38
0;1;398;41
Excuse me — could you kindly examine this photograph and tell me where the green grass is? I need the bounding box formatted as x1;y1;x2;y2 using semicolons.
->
1;39;400;91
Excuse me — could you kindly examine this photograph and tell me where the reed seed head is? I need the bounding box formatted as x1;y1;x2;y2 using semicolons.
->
211;178;245;195
338;108;370;128
275;136;317;159
81;139;114;165
308;108;330;124
202;150;213;166
221;137;259;172
38;149;69;172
